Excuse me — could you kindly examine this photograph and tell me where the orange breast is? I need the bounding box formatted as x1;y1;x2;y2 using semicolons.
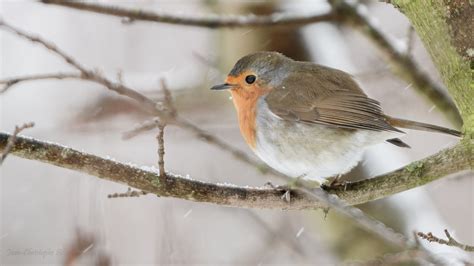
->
230;88;260;149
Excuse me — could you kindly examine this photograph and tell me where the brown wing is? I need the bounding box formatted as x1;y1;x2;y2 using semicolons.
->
265;63;402;133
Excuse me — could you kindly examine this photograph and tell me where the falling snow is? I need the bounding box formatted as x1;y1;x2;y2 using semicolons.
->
403;83;413;90
296;227;305;238
183;209;193;218
81;244;94;254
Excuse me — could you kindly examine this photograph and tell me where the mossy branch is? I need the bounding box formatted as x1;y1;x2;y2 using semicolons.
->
389;0;474;134
1;132;470;210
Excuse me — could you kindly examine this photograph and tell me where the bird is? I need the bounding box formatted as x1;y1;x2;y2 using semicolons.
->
211;51;461;186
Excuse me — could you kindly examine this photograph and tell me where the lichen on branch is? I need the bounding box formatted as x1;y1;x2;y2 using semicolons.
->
0;132;470;211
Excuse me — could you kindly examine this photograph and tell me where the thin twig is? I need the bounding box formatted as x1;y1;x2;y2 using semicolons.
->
417;229;474;252
0;16;446;252
0;122;35;165
243;212;306;259
331;0;462;127
40;0;335;28
0;19;160;116
173;116;275;175
122;115;276;175
38;0;462;126
0;18;462;262
122;118;161;140
157;123;165;179
0;131;471;262
242;218;305;263
155;79;174;179
0;19;269;174
160;79;176;117
0;72;81;93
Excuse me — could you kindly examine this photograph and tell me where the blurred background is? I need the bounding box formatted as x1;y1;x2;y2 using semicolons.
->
1;0;472;265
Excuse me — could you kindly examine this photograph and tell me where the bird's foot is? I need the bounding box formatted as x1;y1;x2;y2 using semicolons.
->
321;175;349;191
264;181;292;202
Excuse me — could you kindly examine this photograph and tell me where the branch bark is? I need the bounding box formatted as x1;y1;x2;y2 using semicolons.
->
0;122;35;164
40;0;335;28
2;2;472;258
38;0;463;127
417;229;474;252
387;0;473;134
1;132;470;211
332;0;463;127
0;73;81;93
0;19;273;175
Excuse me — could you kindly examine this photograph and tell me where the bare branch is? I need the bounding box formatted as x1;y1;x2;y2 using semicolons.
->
417;229;474;252
37;0;462;126
173;116;275;174
0;132;471;249
0;122;35;165
0;19;161;116
331;0;463;126
0;72;81;93
40;0;335;28
122;118;161;140
159;79;176;119
381;1;473;132
1;15;469;262
0;19;269;174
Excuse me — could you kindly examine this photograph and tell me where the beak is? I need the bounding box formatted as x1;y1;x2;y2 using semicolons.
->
210;83;236;91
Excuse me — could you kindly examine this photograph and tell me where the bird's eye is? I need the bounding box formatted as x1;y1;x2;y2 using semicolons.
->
245;75;256;84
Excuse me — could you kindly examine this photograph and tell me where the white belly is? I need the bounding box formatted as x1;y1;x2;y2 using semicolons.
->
254;99;401;184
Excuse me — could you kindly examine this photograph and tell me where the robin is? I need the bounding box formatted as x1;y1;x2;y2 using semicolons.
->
211;51;460;186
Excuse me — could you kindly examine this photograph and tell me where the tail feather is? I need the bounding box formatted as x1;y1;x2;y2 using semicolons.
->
385;116;461;137
386;138;411;148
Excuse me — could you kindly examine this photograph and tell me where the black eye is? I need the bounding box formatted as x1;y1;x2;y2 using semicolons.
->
245;75;256;84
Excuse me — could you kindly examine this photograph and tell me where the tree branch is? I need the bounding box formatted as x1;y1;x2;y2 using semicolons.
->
1;132;470;211
0;122;35;165
40;0;335;28
417;229;474;252
386;0;473;134
38;0;463;127
156;123;166;179
331;0;462;127
0;19;159;114
0;18;272;175
0;73;81;93
1;8;471;260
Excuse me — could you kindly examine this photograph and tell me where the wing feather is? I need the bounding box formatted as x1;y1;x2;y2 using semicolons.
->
265;63;402;133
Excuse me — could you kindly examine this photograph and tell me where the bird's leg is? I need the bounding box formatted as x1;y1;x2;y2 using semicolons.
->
264;174;309;203
264;181;292;202
321;174;348;190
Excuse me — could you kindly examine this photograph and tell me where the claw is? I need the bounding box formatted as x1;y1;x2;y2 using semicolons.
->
281;189;291;202
321;176;349;190
263;181;292;203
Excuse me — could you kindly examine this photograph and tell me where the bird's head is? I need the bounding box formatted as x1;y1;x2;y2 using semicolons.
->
211;51;291;100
